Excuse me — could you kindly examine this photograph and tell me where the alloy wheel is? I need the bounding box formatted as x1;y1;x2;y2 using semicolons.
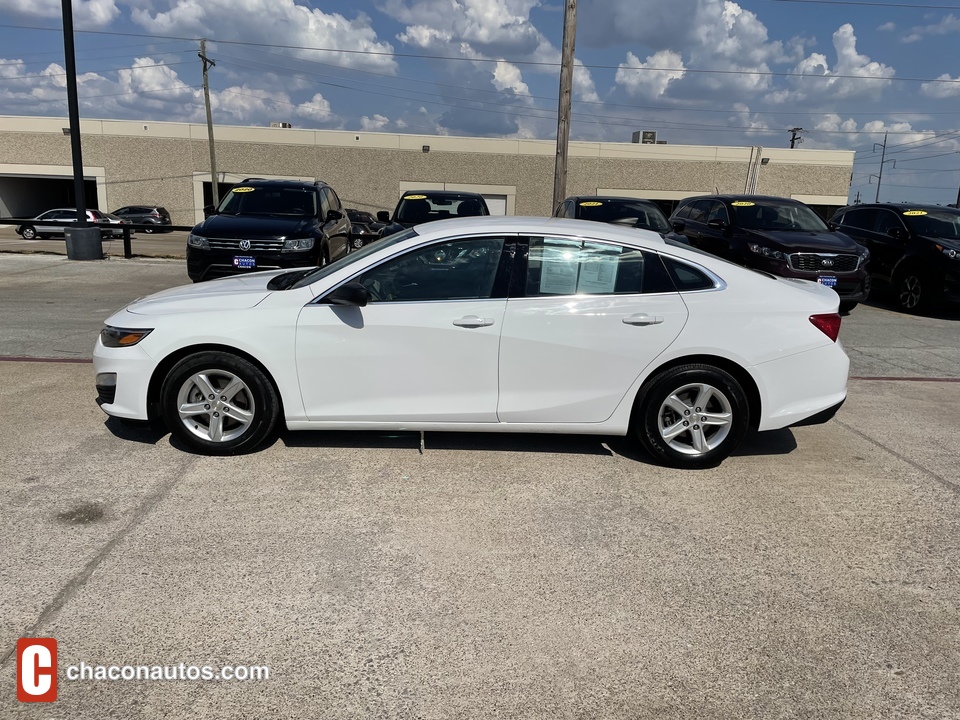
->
175;369;256;443
899;275;922;310
657;382;733;456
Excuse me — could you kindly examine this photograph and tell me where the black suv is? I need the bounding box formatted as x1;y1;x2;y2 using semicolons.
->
669;194;871;310
111;205;172;232
377;191;489;238
829;203;960;312
187;179;351;282
554;195;673;234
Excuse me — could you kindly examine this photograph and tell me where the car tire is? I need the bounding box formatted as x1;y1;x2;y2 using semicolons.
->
160;351;280;456
632;363;750;469
839;301;858;313
20;226;37;240
144;226;154;233
895;265;935;314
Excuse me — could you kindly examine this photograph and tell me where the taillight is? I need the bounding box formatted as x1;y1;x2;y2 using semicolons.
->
810;313;841;342
150;211;160;217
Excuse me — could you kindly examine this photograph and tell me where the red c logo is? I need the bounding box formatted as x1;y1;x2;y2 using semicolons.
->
16;638;57;702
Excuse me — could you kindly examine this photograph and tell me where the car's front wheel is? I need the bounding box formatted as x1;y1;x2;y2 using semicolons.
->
20;226;37;240
633;364;750;469
160;352;280;455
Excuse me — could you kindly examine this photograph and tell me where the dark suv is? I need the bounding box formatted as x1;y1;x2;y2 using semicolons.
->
829;203;960;312
377;191;489;238
669;194;871;310
554;195;673;234
187;179;351;282
111;205;172;232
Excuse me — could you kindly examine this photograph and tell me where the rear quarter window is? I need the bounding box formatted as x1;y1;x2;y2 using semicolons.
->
662;257;717;291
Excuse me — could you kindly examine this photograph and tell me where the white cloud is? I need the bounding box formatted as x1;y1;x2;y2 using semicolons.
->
131;1;397;73
360;113;390;130
0;0;119;28
877;22;896;32
903;13;960;42
615;50;686;99
492;61;529;95
295;93;334;123
920;74;960;99
767;24;895;105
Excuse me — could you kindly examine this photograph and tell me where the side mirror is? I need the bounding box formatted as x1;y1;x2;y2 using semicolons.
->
887;227;905;241
324;281;369;307
707;218;727;230
326;209;343;222
203;204;217;217
377;211;390;223
671;221;685;232
827;221;838;231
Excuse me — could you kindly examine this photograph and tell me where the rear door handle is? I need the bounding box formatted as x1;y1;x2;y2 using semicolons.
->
453;315;495;328
623;313;664;326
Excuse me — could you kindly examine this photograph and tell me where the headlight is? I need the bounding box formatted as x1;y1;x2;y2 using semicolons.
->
100;326;153;347
282;237;315;252
747;242;787;261
937;244;959;259
187;233;209;250
859;247;870;266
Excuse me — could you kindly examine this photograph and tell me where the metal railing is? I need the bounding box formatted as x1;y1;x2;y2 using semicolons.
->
0;218;195;259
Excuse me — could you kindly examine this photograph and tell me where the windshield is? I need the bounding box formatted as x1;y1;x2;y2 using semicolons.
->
902;209;960;240
577;200;671;232
289;228;420;289
731;200;828;232
217;186;318;218
394;195;488;224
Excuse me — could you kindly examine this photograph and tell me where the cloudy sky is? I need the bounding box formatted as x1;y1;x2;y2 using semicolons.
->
1;0;959;204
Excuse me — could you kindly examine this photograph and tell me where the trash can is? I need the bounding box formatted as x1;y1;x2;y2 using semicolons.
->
65;226;103;261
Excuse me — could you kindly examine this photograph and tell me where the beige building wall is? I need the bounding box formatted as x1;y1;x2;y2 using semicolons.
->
0;116;855;225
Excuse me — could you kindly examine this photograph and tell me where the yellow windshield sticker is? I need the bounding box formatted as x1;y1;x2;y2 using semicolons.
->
403;194;427;200
232;187;255;193
903;210;927;216
579;201;603;207
732;201;755;206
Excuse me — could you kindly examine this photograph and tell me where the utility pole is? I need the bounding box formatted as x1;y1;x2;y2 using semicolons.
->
199;39;219;207
552;0;577;211
874;131;888;203
789;127;804;149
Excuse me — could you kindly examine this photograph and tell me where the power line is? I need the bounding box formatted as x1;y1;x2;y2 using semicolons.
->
1;22;959;85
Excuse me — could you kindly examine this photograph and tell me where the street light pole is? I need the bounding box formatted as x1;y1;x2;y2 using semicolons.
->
61;0;87;227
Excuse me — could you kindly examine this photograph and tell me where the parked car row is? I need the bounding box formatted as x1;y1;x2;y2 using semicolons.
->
15;208;131;240
552;194;960;315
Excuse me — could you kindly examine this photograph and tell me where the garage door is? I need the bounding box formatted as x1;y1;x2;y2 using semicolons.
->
482;195;507;215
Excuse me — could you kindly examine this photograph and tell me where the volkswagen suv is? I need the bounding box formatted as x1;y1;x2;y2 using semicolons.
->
187;178;352;282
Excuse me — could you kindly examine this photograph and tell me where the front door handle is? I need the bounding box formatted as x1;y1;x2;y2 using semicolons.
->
623;313;664;326
453;315;495;328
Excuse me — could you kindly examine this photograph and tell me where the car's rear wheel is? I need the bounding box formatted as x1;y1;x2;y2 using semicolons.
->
160;352;279;455
20;226;37;240
895;266;934;313
633;364;749;469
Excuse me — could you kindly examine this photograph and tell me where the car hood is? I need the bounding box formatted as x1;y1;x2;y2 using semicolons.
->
125;270;289;315
916;234;960;251
745;229;862;253
195;214;315;238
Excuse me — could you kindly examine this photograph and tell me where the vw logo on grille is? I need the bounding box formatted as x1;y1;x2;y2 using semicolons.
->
239;239;251;251
821;258;834;268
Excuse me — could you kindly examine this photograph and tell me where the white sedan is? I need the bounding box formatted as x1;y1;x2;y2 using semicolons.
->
93;217;848;468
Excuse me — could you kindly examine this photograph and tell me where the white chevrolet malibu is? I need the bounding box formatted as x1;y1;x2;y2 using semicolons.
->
93;217;848;468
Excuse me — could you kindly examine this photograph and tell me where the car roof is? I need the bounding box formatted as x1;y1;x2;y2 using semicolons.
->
409;215;667;246
237;179;327;189
568;195;661;204
681;194;805;204
837;202;960;212
399;190;485;199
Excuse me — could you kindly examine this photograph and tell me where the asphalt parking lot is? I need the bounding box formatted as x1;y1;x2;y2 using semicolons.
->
1;251;959;719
